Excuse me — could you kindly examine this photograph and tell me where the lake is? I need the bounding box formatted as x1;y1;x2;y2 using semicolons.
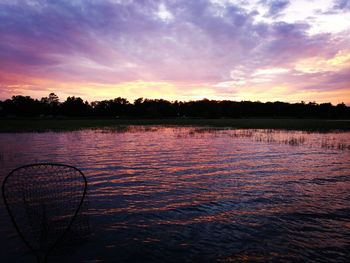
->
0;126;349;262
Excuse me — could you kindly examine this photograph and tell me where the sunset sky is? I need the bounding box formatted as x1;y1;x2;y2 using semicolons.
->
0;0;349;104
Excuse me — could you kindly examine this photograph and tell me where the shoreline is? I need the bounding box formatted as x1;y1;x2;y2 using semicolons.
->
1;118;350;132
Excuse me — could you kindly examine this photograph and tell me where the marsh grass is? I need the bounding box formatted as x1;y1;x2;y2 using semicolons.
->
1;119;349;151
95;125;160;134
321;140;350;150
185;128;350;151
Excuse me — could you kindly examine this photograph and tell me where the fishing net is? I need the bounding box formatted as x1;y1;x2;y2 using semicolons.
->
2;163;90;262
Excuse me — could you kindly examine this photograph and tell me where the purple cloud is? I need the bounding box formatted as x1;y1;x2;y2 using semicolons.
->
333;0;350;11
0;0;349;104
260;0;290;17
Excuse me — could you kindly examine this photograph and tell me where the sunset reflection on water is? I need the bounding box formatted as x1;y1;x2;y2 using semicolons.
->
0;127;349;262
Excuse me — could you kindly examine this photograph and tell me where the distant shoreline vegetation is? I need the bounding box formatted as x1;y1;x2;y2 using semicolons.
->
0;93;349;119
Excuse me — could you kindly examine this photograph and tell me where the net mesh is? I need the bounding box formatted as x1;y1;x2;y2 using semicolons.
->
2;164;90;259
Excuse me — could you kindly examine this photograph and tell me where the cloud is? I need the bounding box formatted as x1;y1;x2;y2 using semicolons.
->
0;0;349;104
262;0;290;17
333;0;350;11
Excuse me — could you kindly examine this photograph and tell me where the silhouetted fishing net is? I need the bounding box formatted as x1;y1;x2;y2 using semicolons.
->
2;163;89;263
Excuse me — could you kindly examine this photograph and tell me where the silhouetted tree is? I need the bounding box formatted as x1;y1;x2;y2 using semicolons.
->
0;94;349;119
40;93;60;116
61;96;90;116
1;96;42;116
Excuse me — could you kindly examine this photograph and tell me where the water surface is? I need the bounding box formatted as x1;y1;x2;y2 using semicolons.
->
0;127;349;262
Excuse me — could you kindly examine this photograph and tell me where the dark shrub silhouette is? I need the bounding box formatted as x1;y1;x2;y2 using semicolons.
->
0;93;349;119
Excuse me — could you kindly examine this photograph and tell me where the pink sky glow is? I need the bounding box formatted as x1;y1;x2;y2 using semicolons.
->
0;0;349;104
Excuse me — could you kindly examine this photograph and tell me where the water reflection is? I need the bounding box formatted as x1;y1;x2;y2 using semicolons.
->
0;127;349;262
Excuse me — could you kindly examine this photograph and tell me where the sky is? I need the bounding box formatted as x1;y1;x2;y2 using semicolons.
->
0;0;349;104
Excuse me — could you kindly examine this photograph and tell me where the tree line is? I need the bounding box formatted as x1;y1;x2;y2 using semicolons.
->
0;93;349;118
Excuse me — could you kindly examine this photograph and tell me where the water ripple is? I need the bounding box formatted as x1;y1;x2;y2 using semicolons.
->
0;127;349;262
